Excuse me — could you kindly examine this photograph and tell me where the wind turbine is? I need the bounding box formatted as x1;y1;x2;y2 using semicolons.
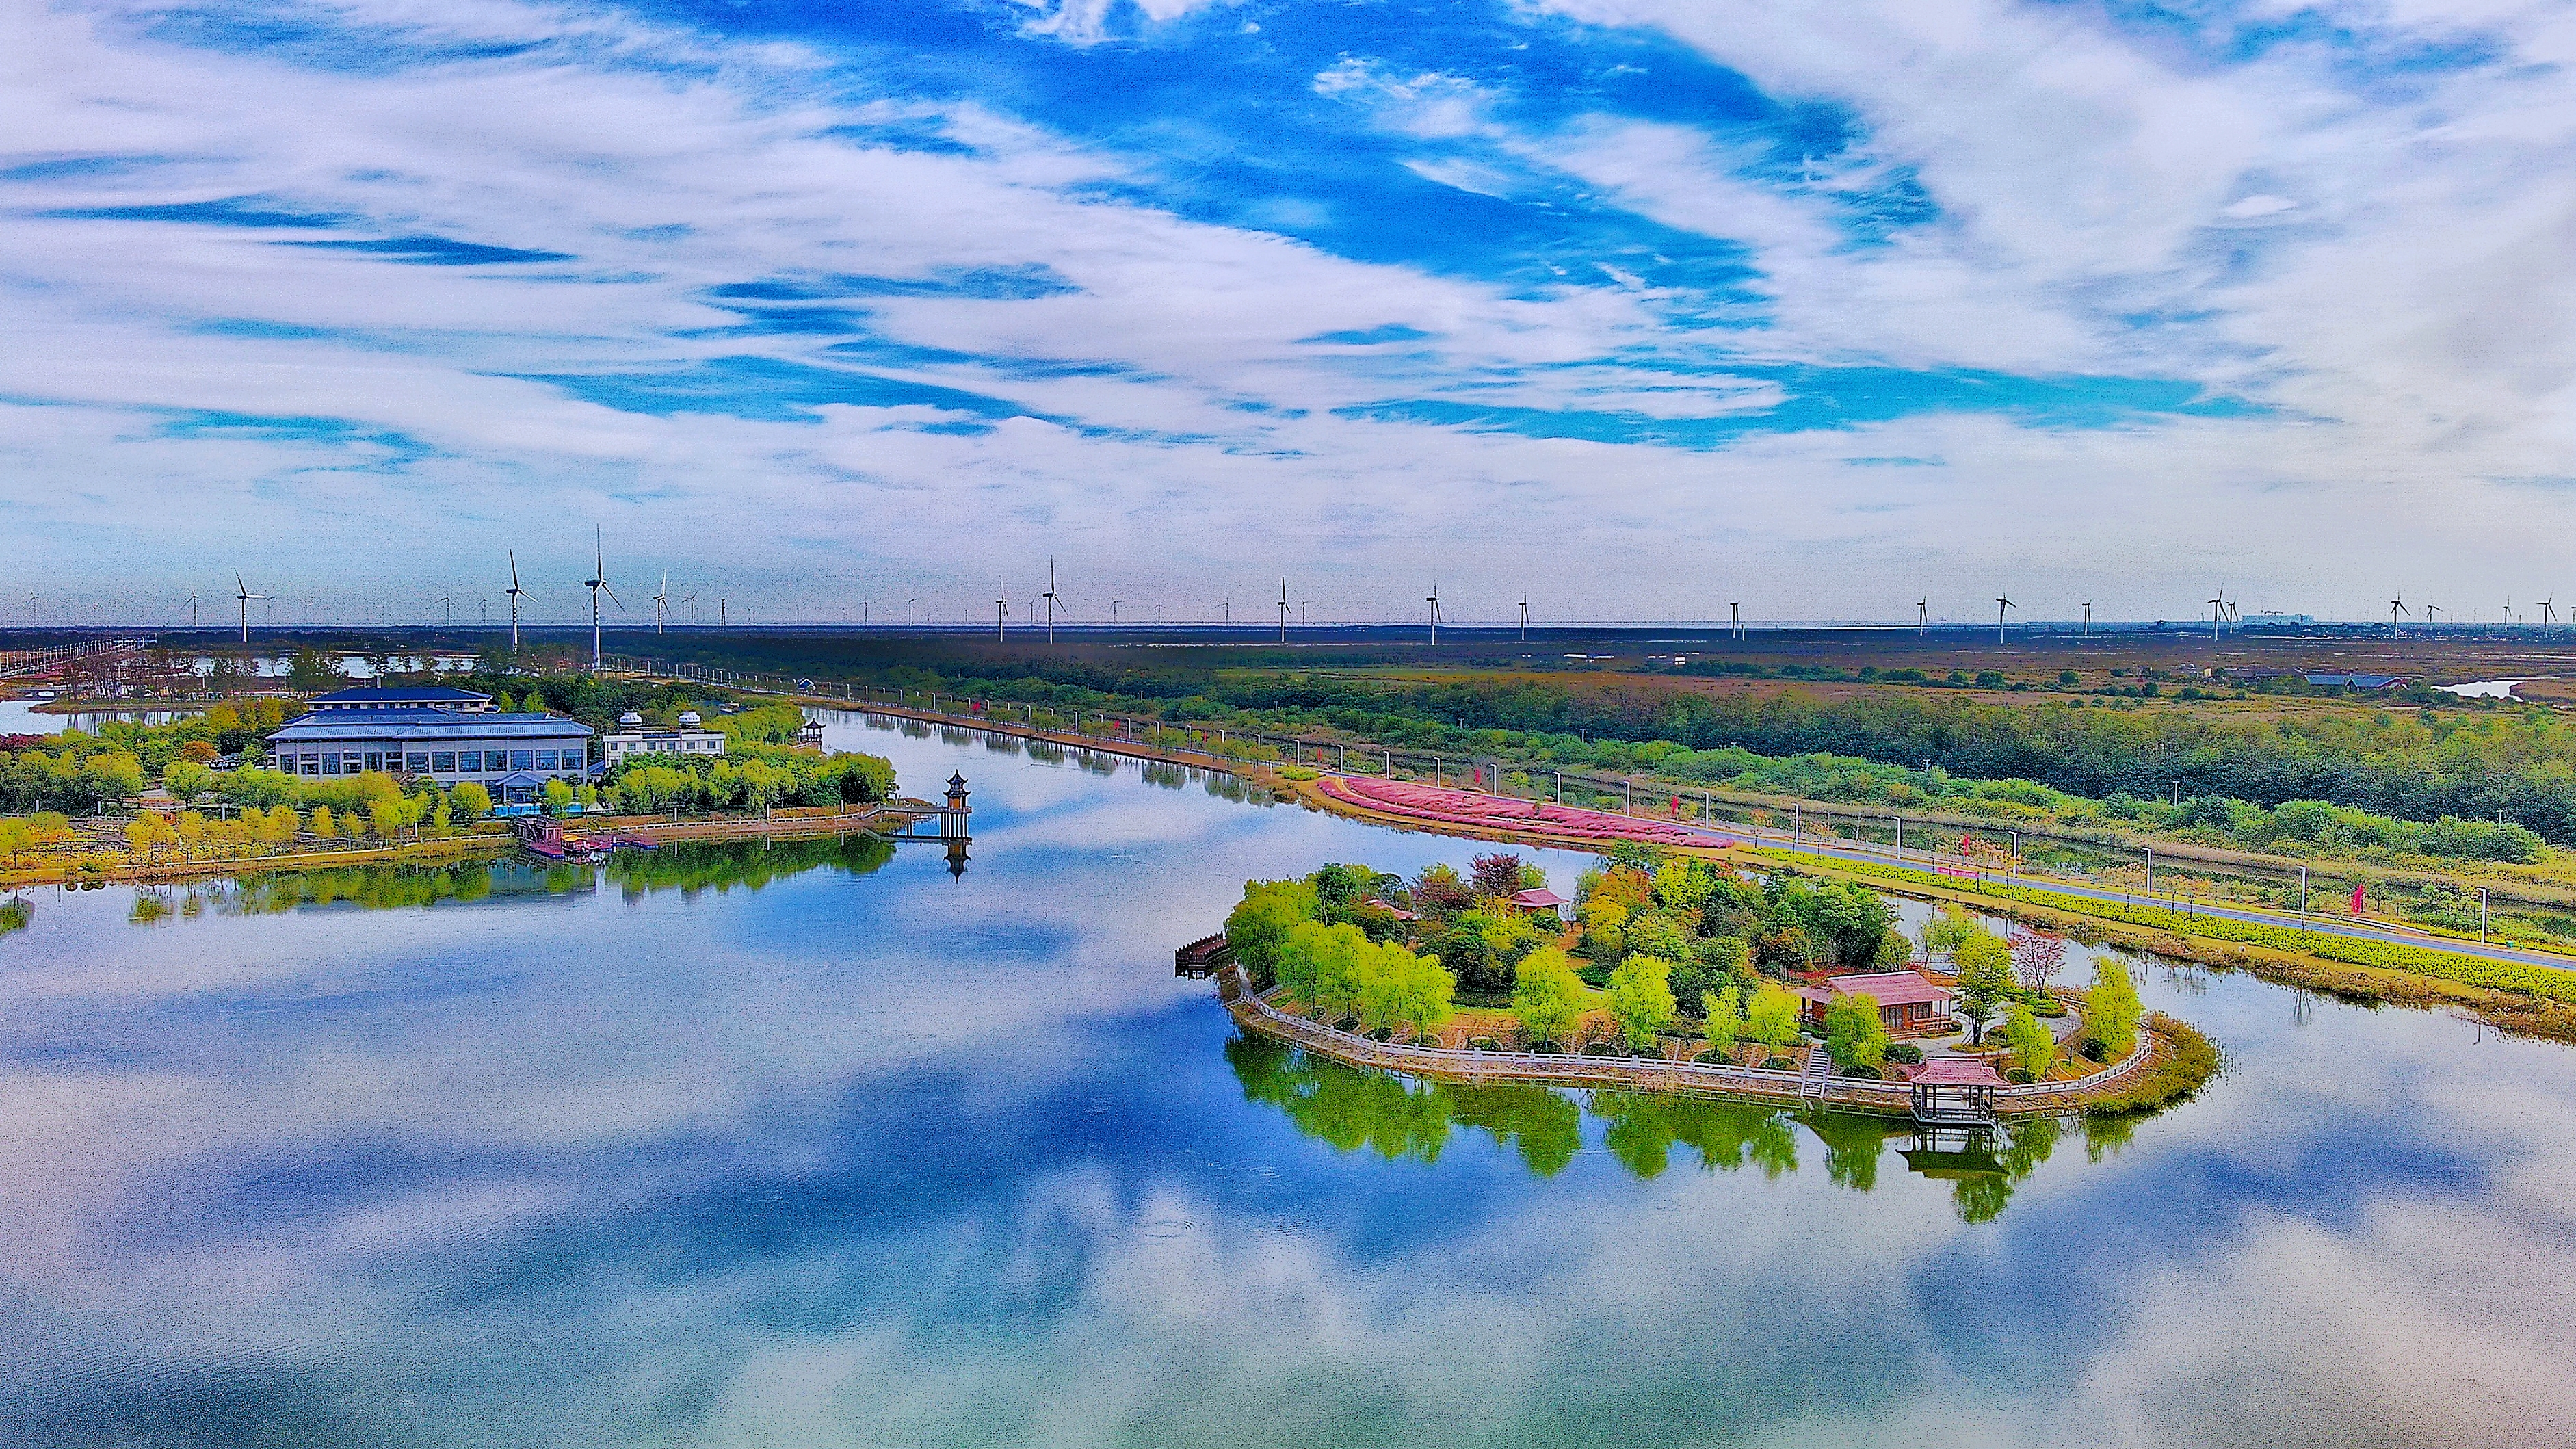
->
1518;593;1529;642
505;550;530;651
653;571;670;634
1043;558;1062;644
995;585;1008;642
585;532;621;668
2081;601;2092;638
1994;592;2015;645
436;595;454;626
183;593;200;629
233;571;266;644
2542;599;2557;629
1277;578;1290;645
1425;584;1441;645
2208;589;2226;642
1917;598;1929;637
906;598;917;625
1729;601;1742;642
2389;596;2408;639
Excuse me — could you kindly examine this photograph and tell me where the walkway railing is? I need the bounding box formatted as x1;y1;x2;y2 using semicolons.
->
1222;967;2154;1113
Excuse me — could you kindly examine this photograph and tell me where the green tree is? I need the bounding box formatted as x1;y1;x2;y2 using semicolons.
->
1579;898;1629;961
542;778;575;814
2086;956;2144;1059
1824;992;1889;1073
1511;947;1585;1049
1653;859;1712;914
1703;983;1742;1060
1376;944;1454;1039
1745;982;1802;1050
1871;929;1914;969
2002;1003;2056;1080
1226;878;1318;987
1953;930;2014;1044
1606;954;1677;1049
450;781;491;821
1308;921;1373;1023
1623;911;1687;961
1919;909;1977;958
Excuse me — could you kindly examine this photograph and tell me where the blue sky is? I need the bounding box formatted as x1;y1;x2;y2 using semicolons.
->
3;0;2572;625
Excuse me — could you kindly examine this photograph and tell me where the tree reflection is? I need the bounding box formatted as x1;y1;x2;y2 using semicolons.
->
1231;1034;2086;1222
124;835;895;922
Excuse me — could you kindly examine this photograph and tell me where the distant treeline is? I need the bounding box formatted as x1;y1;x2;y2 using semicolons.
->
389;638;2576;848
722;642;2576;846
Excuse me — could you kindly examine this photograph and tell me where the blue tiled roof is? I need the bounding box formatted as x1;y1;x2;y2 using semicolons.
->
308;686;492;705
267;709;592;743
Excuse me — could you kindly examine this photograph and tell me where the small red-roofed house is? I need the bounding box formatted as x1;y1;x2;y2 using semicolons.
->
1796;970;1953;1034
1507;887;1571;922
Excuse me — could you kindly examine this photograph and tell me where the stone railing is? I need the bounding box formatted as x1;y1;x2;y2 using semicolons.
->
1222;967;2155;1116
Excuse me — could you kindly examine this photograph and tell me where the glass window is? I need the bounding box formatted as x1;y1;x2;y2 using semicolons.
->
536;750;557;770
407;753;431;772
301;755;319;776
322;753;341;776
510;750;534;771
432;752;455;772
365;752;385;774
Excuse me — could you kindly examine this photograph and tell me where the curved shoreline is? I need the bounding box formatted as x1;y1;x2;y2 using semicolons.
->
1219;968;2179;1119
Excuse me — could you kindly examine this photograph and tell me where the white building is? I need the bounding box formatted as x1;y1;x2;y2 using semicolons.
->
603;710;727;765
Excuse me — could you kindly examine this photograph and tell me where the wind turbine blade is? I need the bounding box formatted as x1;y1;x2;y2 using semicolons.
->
510;549;520;591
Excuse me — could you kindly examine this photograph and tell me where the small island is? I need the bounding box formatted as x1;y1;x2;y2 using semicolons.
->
1213;846;2216;1122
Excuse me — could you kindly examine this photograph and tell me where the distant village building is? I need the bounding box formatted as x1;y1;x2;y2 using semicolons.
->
2305;672;2410;690
265;692;591;800
602;710;728;764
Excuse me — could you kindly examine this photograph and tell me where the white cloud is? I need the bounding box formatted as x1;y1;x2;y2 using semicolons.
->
1;0;2573;623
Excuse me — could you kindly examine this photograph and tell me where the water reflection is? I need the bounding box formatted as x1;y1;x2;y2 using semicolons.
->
1227;1036;2122;1224
112;835;899;922
5;712;2576;1447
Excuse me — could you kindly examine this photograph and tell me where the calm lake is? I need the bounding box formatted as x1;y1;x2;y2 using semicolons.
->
2;712;2572;1446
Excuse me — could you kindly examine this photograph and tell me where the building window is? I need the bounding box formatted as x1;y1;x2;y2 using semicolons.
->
536;750;557;770
455;750;478;772
301;755;319;776
365;752;386;773
407;753;431;772
322;753;341;776
432;752;456;772
510;750;534;770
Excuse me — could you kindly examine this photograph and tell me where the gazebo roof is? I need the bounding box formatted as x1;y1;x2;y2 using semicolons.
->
1508;887;1570;909
1904;1058;2008;1087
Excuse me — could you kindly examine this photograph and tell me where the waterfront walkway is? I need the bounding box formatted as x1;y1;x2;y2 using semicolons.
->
1218;967;2155;1119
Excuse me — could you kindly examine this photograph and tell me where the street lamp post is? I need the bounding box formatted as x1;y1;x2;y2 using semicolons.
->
2298;865;2308;917
2479;887;2489;944
2144;845;2153;898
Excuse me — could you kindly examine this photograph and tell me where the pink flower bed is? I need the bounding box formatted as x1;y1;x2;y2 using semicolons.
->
1318;775;1735;849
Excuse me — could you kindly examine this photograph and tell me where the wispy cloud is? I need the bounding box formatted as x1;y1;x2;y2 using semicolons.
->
0;0;2569;622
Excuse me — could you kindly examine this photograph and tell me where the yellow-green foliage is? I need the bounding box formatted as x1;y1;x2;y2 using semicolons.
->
1511;947;1586;1047
1834;857;2576;1006
1606;954;1677;1047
